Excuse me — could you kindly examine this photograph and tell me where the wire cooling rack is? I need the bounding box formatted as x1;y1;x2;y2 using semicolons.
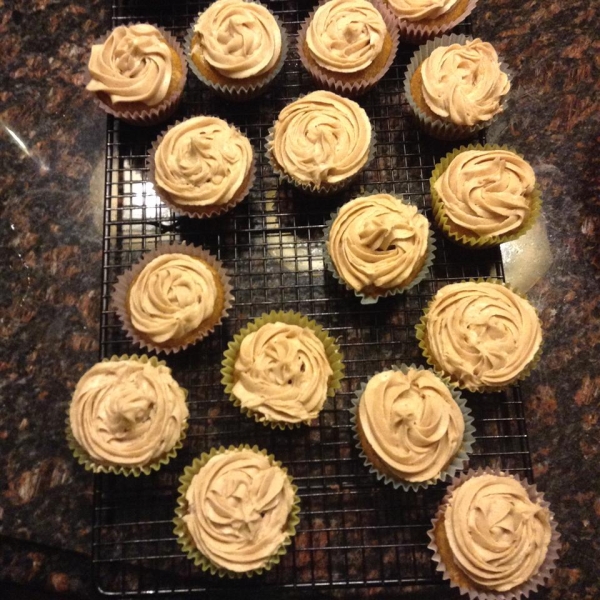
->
93;0;534;596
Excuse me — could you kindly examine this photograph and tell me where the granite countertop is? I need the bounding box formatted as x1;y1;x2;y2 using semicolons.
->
1;0;598;598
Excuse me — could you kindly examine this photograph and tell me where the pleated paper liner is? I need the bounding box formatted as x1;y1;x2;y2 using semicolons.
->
349;364;475;492
112;242;234;355
323;193;436;304
428;468;560;600
66;354;188;477
221;310;345;429
173;445;301;577
429;143;542;248
415;278;543;393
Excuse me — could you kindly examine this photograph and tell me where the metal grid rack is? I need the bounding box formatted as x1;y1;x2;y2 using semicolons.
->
93;0;533;595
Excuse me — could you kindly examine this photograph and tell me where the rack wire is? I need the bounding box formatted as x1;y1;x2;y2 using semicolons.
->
93;0;534;595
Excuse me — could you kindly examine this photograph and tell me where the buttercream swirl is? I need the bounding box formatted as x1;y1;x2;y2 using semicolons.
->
421;39;510;126
445;474;552;591
359;369;465;482
232;323;333;423
87;24;173;106
386;0;458;21
271;91;372;187
69;359;188;467
128;254;217;344
306;0;387;73
183;449;295;572
194;0;282;79
328;194;429;292
434;149;536;237
425;282;541;390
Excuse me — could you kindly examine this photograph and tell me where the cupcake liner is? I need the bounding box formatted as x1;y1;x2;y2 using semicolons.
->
85;24;187;126
427;468;561;599
185;2;289;102
349;364;475;491
403;34;512;141
173;444;301;577
323;193;436;304
221;310;345;429
66;354;189;476
415;278;544;393
429;144;543;248
147;118;257;219
112;242;234;355
297;0;400;97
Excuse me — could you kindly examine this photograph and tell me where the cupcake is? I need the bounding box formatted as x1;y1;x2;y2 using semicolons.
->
221;311;344;428
404;35;510;140
113;243;234;354
325;193;434;303
267;90;374;194
148;116;255;218
186;0;288;101
416;280;542;392
430;144;542;247
173;445;300;576
297;0;399;96
351;365;475;490
86;24;187;126
67;355;189;476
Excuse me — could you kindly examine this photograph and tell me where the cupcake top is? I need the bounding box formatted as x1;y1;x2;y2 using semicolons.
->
270;90;372;188
358;368;465;482
445;474;552;591
193;0;282;80
306;0;387;73
424;281;542;390
386;0;459;21
434;149;536;237
154;117;253;208
87;24;175;107
182;448;295;572
69;358;188;468
327;194;429;293
421;39;510;126
232;322;333;423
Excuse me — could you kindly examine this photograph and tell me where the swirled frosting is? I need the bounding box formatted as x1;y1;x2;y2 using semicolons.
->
183;449;295;572
386;0;458;21
445;474;552;591
306;0;387;73
271;91;372;187
194;0;282;79
154;117;253;207
421;39;510;126
425;282;541;389
70;359;188;467
359;369;465;482
128;254;218;344
328;194;429;293
232;322;333;423
434;150;536;237
87;24;174;106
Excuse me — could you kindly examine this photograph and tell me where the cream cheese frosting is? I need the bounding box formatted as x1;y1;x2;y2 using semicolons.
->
69;358;188;467
425;282;541;390
87;24;174;107
232;322;333;423
154;117;252;208
359;368;465;482
445;474;552;591
421;39;510;126
306;0;387;73
328;194;429;293
387;0;459;21
193;0;282;80
434;149;536;237
183;449;295;572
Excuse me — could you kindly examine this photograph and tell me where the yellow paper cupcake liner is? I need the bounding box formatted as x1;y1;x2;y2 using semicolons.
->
173;445;301;577
66;354;189;477
221;310;345;429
